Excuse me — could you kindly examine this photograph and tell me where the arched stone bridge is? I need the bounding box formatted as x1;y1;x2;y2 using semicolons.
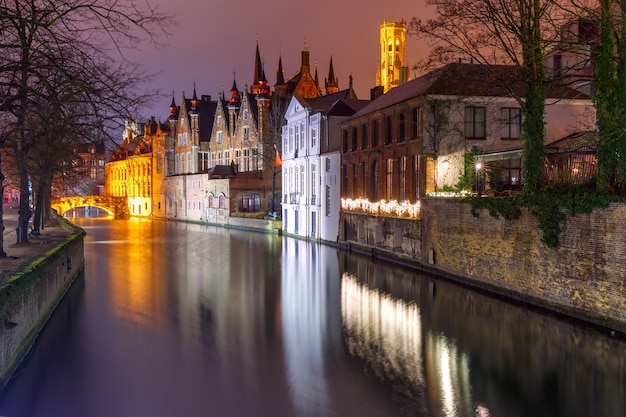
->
51;196;129;219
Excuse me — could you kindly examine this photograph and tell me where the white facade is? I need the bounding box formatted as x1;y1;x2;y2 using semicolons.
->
282;96;346;241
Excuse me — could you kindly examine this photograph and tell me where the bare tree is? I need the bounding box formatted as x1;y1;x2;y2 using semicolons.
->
0;0;170;245
409;0;566;191
258;94;287;215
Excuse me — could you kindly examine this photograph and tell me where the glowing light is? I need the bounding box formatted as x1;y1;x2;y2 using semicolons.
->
341;198;420;219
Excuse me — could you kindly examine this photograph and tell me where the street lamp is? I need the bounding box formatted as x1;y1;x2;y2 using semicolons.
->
475;162;482;195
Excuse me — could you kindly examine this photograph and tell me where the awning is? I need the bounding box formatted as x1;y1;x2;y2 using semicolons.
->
474;148;523;162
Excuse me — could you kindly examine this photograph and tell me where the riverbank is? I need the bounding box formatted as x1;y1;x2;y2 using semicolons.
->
0;206;84;392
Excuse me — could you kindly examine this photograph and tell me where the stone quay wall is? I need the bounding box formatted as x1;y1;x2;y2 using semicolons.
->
342;199;626;333
0;220;85;392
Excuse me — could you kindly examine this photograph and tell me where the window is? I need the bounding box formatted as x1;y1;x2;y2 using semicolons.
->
342;129;349;153
208;194;215;207
239;194;260;212
413;154;420;201
300;122;305;148
386;158;394;200
362;161;367;198
342;164;349;197
289;126;294;152
325;157;331;172
398;156;406;201
243;149;250;171
311;127;318;147
216;130;222;144
243;109;249;120
243;126;249;142
385;116;393;145
311;164;317;202
361;124;368;149
465;106;486;138
412;108;422;139
353;163;358;198
217;115;222;125
372;120;379;147
300;165;305;193
352;127;358;151
398;112;406;143
502;158;522;187
501;107;521;139
219;194;226;208
295;124;300;150
252;148;259;170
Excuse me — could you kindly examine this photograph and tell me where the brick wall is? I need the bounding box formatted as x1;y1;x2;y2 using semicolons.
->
341;199;626;332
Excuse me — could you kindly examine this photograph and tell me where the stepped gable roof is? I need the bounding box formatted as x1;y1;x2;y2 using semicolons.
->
243;90;260;128
219;94;230;127
352;62;590;118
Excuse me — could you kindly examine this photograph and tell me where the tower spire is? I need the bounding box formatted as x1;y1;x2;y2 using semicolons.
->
325;55;339;95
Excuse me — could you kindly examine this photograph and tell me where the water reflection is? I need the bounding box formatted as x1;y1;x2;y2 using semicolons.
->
340;253;626;417
1;219;625;417
283;241;335;416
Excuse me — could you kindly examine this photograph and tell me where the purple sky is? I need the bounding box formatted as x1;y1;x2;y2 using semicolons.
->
129;0;431;121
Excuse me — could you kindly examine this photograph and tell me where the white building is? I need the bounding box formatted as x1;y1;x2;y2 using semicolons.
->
282;89;368;241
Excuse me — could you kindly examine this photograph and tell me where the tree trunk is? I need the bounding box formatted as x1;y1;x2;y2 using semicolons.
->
0;161;6;258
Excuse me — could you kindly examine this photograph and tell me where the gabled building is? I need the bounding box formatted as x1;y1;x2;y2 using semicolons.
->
340;62;595;202
106;117;169;217
167;88;217;175
282;84;367;240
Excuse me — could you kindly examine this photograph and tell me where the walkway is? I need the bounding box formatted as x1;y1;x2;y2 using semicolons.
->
0;205;72;284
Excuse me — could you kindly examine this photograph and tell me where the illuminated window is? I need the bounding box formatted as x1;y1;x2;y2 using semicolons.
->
386;158;394;200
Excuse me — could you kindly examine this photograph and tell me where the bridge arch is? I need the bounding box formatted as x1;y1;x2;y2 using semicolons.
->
51;196;129;219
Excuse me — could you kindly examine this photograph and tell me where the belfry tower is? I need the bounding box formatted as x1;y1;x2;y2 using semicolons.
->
376;19;407;93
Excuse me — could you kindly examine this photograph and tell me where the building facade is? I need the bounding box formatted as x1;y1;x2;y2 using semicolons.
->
341;62;596;203
105;117;168;217
282;86;367;240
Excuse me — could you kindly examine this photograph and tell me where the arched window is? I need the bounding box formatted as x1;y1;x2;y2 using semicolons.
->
219;194;226;209
208;193;215;208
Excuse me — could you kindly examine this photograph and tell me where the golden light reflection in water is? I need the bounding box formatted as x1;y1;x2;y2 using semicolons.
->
425;332;474;417
104;221;165;328
341;273;425;389
341;272;489;417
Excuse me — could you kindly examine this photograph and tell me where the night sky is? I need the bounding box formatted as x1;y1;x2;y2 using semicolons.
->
129;0;431;121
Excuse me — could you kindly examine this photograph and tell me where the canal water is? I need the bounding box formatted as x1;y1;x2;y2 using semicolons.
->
1;218;625;417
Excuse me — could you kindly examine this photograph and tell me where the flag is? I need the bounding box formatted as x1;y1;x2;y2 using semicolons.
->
273;144;282;167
